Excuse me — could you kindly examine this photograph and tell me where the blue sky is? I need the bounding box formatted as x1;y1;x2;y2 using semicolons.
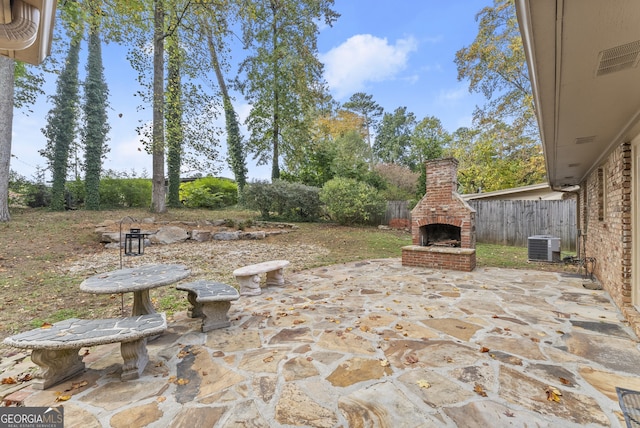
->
11;0;492;181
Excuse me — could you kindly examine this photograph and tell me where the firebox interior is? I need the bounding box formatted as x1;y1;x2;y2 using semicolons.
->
419;223;461;247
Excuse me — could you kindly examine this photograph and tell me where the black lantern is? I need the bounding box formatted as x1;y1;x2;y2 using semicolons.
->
124;228;146;256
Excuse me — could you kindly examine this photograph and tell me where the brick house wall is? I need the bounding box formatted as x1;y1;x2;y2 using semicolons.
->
579;142;640;336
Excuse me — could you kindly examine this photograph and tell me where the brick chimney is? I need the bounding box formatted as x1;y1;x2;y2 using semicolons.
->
425;157;459;202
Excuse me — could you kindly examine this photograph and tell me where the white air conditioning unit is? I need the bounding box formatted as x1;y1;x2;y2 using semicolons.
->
528;235;561;262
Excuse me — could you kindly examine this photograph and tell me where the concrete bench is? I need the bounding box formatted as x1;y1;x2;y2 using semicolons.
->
2;313;167;389
233;260;290;296
176;280;239;331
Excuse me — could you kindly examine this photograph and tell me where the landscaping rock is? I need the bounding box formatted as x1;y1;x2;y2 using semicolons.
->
151;226;189;244
100;232;122;243
240;231;266;240
191;230;211;242
213;231;240;241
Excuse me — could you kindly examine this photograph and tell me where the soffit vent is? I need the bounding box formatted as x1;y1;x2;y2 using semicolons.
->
596;40;640;76
575;136;596;145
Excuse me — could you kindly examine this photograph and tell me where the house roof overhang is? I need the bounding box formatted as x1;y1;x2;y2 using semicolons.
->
515;0;640;188
0;0;57;65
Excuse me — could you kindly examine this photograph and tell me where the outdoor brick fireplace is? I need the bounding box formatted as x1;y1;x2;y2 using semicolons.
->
402;158;476;271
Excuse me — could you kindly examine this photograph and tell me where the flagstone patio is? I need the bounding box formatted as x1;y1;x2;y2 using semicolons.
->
1;259;639;427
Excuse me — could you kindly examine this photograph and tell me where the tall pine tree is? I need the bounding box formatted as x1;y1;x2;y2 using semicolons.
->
238;0;339;180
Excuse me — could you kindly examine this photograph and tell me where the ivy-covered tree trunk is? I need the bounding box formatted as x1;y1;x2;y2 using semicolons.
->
0;56;14;222
166;31;182;208
43;35;82;212
205;29;246;194
83;20;110;210
270;13;280;181
151;0;167;213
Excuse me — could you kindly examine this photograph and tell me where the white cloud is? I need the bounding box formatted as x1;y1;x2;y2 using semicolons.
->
438;86;469;102
320;34;418;99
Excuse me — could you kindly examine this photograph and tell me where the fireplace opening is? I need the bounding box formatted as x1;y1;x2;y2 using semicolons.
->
419;223;461;247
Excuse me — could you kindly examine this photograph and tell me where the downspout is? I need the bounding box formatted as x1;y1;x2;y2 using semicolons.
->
0;0;40;51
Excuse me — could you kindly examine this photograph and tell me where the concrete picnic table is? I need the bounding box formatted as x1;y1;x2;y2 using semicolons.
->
80;264;191;315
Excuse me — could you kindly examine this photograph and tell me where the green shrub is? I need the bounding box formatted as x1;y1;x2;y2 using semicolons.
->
99;178;152;208
24;183;51;208
241;180;273;218
179;177;238;209
242;179;321;221
65;179;85;208
320;178;386;225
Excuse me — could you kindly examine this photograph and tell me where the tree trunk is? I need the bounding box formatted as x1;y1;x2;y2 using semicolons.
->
166;31;182;208
151;0;166;213
271;15;280;180
205;28;246;192
0;56;14;222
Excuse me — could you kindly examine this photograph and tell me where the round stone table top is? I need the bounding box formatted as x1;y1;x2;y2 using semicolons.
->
80;264;191;294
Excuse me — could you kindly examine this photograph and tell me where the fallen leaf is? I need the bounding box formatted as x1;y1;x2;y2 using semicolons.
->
545;386;562;402
405;354;419;365
41;322;53;329
68;380;87;390
395;324;404;330
559;377;570;385
504;410;515;417
177;378;190;386
157;396;166;403
55;394;71;402
417;379;431;389
293;319;305;325
263;356;274;363
480;347;490;353
1;377;16;385
360;325;370;332
380;359;390;367
17;373;33;383
530;338;540;343
474;383;487;397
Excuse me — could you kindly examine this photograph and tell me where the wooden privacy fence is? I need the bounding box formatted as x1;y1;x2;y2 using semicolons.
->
384;201;411;225
384;199;577;251
468;200;576;251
